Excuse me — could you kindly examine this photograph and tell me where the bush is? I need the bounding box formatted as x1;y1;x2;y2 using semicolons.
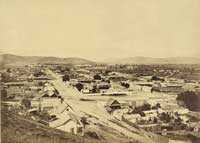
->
177;91;200;111
93;74;101;80
21;98;31;108
62;74;70;82
121;82;130;88
75;83;84;91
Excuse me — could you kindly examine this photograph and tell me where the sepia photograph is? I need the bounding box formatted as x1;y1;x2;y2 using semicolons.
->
0;0;200;143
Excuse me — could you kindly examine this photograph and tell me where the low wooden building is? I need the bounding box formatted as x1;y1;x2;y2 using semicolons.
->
105;98;121;113
49;111;84;136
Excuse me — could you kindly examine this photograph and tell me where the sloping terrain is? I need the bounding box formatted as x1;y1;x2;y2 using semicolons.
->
1;105;142;143
1;105;102;143
103;57;200;64
0;54;95;66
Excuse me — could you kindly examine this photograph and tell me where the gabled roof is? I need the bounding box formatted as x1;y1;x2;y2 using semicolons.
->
49;110;83;128
105;98;120;107
68;112;82;125
41;91;59;98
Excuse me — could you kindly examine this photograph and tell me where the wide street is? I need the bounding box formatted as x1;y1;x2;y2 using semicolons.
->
46;69;155;143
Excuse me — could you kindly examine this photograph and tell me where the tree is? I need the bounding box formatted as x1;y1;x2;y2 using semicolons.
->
75;83;84;91
177;91;200;111
92;85;98;93
62;74;70;82
142;103;151;111
159;112;171;123
1;72;11;82
38;81;44;86
139;111;145;117
155;103;161;108
121;82;130;88
104;70;111;75
174;117;182;124
21;98;31;108
153;117;158;123
151;76;164;82
1;89;7;100
33;71;45;77
93;74;101;80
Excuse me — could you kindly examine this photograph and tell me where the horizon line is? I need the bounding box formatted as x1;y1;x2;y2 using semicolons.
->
1;53;200;62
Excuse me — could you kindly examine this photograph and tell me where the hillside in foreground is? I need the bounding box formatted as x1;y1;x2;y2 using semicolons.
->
1;105;141;143
1;105;103;143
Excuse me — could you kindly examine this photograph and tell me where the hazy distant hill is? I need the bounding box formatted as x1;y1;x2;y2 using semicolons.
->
1;54;199;66
0;54;95;66
103;56;200;64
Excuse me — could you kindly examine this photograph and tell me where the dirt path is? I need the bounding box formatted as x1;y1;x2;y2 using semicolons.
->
46;69;155;143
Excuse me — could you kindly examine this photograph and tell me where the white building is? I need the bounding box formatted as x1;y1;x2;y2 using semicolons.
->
49;110;84;136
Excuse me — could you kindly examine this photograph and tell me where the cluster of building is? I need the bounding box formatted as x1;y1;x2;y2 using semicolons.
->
49;63;200;97
103;98;200;135
1;63;200;142
1;66;84;136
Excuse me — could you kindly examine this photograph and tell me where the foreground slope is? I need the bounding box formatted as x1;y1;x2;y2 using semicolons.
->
1;105;142;143
1;105;102;143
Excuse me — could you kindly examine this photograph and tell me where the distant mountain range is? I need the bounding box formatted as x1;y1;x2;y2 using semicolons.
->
103;56;200;64
0;54;95;66
0;54;200;66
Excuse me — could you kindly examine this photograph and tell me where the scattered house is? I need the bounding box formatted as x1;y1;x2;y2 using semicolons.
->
33;76;52;81
17;75;29;81
123;114;141;123
44;83;56;92
3;82;27;88
144;110;158;118
30;92;62;113
166;78;185;84
29;86;43;91
97;83;111;90
193;122;200;132
105;98;121;113
78;79;95;84
179;115;190;124
49;110;84;136
129;100;147;109
101;92;127;96
27;108;38;115
183;83;200;92
162;129;168;136
135;81;153;87
68;79;79;86
41;91;60;98
166;108;189;115
113;108;129;120
152;83;184;93
40;98;62;114
50;102;72;115
82;89;90;94
138;124;162;132
4;87;25;98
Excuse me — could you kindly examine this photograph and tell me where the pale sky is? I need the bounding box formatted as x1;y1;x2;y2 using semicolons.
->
0;0;200;61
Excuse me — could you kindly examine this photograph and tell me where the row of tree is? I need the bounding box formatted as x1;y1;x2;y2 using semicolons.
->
62;74;102;82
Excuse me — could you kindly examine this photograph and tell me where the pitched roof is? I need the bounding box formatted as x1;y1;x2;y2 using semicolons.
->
49;111;83;128
105;98;120;106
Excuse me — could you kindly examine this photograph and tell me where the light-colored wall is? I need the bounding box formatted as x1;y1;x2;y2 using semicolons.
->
57;120;77;134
